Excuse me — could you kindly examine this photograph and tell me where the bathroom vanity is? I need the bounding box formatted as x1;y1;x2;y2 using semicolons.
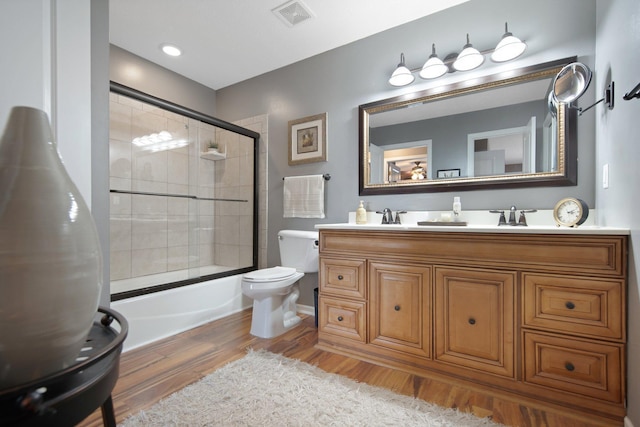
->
315;224;628;423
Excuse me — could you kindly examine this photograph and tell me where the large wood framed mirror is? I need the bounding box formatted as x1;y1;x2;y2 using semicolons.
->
359;57;578;195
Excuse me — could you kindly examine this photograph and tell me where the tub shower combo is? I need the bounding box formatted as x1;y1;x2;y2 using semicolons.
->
108;84;260;348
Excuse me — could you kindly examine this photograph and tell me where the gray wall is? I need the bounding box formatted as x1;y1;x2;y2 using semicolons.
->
595;0;640;421
215;0;596;276
110;45;218;117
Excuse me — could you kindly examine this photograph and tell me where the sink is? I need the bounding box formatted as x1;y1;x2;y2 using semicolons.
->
417;220;467;227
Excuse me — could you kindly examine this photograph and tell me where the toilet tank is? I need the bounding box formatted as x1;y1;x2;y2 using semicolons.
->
278;230;319;273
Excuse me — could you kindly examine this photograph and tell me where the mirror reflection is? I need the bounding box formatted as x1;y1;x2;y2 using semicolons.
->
359;57;578;195
552;62;592;103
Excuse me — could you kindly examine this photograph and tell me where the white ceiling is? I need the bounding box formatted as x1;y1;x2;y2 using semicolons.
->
109;0;469;90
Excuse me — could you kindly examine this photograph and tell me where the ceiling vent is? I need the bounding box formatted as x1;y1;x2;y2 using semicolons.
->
272;0;314;27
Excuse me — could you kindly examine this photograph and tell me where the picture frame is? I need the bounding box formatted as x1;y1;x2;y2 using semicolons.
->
288;113;327;165
437;168;461;178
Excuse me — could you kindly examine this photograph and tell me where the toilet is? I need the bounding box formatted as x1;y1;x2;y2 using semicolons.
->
241;230;319;338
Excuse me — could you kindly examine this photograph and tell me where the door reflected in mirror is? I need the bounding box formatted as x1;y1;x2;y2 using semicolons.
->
359;57;578;195
371;140;432;183
467;115;537;177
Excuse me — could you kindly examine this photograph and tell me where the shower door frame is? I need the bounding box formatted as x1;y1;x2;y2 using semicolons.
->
109;82;260;301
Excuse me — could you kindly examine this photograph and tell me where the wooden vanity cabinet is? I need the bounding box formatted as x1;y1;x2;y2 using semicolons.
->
316;229;627;423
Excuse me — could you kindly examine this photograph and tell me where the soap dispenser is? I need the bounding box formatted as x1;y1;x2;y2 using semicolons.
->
356;201;367;224
452;197;462;220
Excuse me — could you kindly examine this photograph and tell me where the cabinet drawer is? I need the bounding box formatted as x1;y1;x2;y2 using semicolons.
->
523;274;624;340
318;296;366;342
523;331;623;403
320;257;366;299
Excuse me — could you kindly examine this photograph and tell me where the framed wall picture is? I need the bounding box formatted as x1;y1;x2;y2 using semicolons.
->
288;113;327;165
437;168;461;178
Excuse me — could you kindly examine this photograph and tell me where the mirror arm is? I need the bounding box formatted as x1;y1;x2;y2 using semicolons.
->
623;81;640;100
577;98;604;115
577;82;614;116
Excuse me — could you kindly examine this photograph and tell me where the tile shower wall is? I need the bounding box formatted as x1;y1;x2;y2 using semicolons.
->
109;93;264;290
232;114;268;270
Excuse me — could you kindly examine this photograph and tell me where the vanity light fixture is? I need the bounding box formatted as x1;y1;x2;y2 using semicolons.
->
452;34;484;71
388;22;527;86
491;22;527;62
388;53;415;87
160;43;182;57
419;44;448;79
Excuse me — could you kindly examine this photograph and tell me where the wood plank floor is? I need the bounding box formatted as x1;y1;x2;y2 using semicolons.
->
77;309;621;427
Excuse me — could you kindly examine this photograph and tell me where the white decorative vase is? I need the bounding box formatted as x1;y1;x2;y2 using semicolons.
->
0;106;102;388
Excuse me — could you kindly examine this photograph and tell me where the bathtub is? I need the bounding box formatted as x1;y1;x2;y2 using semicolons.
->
111;273;315;352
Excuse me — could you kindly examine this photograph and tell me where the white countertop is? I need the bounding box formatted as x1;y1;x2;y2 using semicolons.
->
314;210;629;235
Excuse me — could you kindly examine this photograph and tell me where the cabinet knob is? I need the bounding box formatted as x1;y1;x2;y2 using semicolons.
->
394;305;400;311
565;301;575;310
468;318;476;325
337;275;343;280
565;362;575;372
337;316;343;322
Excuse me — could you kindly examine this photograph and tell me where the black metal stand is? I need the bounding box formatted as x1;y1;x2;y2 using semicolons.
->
0;306;128;427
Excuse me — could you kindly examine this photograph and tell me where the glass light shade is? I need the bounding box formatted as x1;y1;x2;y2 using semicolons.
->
388;53;415;86
419;44;448;79
420;57;448;79
453;47;484;71
491;35;526;62
453;35;484;71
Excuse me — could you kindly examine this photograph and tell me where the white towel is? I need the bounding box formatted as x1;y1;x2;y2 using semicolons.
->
283;175;325;218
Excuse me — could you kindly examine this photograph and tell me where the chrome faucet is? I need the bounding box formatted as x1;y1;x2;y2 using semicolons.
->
490;207;537;226
508;206;517;225
518;209;538;226
376;208;394;224
394;211;407;224
490;210;507;226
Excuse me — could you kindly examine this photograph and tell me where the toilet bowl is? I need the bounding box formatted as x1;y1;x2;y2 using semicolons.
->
242;230;318;338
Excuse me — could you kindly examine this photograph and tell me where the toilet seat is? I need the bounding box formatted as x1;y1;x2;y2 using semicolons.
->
243;266;297;282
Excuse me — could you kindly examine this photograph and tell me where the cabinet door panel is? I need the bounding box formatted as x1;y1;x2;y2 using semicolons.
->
369;262;431;358
435;267;515;377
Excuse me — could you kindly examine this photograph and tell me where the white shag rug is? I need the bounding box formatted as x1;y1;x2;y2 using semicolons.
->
119;349;500;427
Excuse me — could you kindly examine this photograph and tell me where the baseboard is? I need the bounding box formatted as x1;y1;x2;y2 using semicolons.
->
297;304;315;316
625;416;635;427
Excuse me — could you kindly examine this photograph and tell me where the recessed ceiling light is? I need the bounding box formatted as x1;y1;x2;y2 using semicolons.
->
160;44;182;57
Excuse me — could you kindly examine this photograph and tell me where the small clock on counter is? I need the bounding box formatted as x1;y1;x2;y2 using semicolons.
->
553;197;589;227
